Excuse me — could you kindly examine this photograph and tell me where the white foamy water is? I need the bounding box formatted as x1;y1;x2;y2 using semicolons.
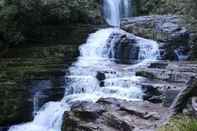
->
9;102;69;131
103;0;132;26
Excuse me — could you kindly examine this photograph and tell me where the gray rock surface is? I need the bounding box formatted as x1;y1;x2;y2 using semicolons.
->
121;15;191;60
62;98;170;131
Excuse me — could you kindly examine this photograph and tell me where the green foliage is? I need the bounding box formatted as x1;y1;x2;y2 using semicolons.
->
0;2;23;45
159;116;197;131
0;0;101;51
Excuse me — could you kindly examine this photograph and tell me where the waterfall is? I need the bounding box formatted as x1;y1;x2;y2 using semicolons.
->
103;0;132;26
8;28;160;131
8;1;160;131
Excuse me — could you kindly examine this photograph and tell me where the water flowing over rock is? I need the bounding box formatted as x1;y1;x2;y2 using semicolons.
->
8;26;161;131
106;33;139;63
103;0;132;26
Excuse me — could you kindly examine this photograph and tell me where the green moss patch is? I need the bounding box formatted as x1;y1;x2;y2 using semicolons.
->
158;116;197;131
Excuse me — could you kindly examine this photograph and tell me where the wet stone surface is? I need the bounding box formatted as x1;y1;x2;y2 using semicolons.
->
61;60;197;131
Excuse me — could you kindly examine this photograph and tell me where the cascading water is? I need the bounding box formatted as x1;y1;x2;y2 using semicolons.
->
8;1;160;131
103;0;132;26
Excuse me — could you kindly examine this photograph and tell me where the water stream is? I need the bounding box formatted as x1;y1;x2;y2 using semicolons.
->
103;0;132;26
8;0;160;131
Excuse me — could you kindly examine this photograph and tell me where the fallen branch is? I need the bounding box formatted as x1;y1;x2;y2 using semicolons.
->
171;77;197;114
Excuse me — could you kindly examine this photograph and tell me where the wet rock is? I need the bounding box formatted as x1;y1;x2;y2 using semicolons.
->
107;33;140;64
148;62;168;69
97;97;122;106
96;72;106;81
142;85;162;102
96;72;106;87
71;101;106;121
97;98;125;111
121;15;191;60
136;71;157;79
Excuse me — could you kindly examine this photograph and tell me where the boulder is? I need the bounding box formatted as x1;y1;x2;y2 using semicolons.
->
62;98;169;131
141;85;162;102
96;72;106;87
71;101;106;121
106;33;140;64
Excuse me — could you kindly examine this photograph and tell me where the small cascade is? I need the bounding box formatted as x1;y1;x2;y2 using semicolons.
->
103;0;132;26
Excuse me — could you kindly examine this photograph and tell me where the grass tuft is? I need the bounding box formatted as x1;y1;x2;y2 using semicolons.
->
159;116;197;131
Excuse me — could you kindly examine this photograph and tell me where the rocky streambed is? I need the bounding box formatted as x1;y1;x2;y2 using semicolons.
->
0;15;197;131
61;60;197;131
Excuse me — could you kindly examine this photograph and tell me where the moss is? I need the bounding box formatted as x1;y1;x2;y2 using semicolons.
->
0;42;79;125
158;116;197;131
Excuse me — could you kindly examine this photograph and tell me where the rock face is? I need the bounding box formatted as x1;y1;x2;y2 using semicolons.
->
0;81;32;126
106;33;139;64
0;42;78;126
135;61;197;107
62;98;169;131
121;15;191;60
135;0;197;60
